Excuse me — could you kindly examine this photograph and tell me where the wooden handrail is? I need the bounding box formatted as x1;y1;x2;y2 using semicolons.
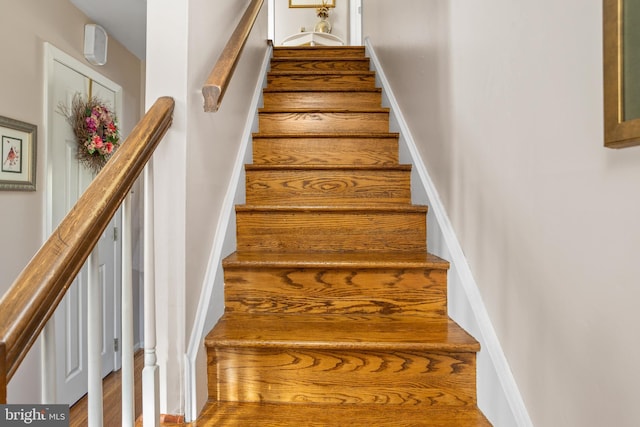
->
202;0;264;112
0;97;174;396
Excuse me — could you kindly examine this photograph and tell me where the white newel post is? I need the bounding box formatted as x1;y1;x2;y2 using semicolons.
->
41;323;56;404
143;162;160;427
87;250;104;426
122;192;135;427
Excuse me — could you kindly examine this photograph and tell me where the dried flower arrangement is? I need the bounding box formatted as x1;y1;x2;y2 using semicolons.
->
316;0;330;19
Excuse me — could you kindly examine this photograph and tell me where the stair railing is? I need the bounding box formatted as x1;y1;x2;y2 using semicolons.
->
0;97;174;426
2;0;264;411
202;0;265;112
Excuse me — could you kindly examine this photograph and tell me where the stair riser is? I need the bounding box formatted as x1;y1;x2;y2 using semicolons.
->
208;348;477;406
224;267;447;316
273;47;366;58
259;112;389;134
266;74;376;90
236;210;427;253
245;169;411;205
270;59;371;72
252;137;399;166
263;92;382;110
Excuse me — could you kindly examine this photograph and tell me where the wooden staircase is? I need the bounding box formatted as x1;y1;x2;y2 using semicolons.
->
200;46;491;426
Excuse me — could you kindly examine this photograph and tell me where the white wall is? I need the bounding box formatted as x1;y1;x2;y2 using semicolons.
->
145;0;268;416
274;0;349;45
0;0;143;404
364;1;640;426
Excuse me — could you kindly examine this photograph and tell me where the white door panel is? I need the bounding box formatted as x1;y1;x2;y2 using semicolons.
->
50;58;120;405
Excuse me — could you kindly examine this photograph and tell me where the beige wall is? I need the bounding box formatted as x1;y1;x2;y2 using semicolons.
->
0;0;143;403
186;0;269;417
364;1;640;426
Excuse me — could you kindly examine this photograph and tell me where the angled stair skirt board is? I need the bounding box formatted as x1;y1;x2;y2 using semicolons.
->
184;45;273;421
364;38;533;427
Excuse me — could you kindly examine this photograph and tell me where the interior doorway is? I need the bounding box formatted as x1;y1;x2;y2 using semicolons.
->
270;0;362;46
43;43;123;405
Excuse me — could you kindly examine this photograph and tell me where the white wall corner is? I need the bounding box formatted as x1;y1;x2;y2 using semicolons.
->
364;37;533;427
183;45;272;422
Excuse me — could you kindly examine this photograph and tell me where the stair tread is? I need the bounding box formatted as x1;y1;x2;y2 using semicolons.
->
274;46;365;52
274;46;365;50
252;132;399;138
195;402;492;426
259;107;389;113
206;313;479;352
223;251;449;269
245;164;411;171
271;57;370;62
235;204;428;213
263;87;382;93
269;70;375;76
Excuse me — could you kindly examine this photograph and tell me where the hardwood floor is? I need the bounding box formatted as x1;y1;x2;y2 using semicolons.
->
69;350;143;427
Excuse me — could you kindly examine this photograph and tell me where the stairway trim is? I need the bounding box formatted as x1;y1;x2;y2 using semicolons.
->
364;37;533;427
184;44;273;422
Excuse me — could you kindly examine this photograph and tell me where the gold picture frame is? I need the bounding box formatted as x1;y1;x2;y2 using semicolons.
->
603;0;640;148
289;0;335;8
0;115;37;191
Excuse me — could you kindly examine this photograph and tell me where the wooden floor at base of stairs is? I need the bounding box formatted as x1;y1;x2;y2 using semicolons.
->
182;402;491;426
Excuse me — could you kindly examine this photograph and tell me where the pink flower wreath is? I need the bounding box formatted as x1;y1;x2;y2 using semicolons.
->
66;94;120;173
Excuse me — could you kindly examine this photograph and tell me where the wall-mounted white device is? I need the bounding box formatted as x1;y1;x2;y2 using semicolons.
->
84;24;108;66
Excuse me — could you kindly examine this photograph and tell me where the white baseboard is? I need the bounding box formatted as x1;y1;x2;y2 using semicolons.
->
184;44;273;422
364;37;532;427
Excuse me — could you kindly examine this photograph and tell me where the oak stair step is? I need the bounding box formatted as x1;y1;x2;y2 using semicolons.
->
235;205;427;253
262;90;382;109
273;46;366;58
252;132;400;166
206;313;480;406
270;57;371;72
197;402;492;426
223;251;449;316
222;250;451;269
269;70;375;76
263;87;382;93
245;164;412;205
207;313;479;351
258;109;390;134
266;71;377;90
196;402;492;426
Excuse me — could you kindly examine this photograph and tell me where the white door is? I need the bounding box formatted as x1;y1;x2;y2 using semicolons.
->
48;56;122;405
349;0;362;45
